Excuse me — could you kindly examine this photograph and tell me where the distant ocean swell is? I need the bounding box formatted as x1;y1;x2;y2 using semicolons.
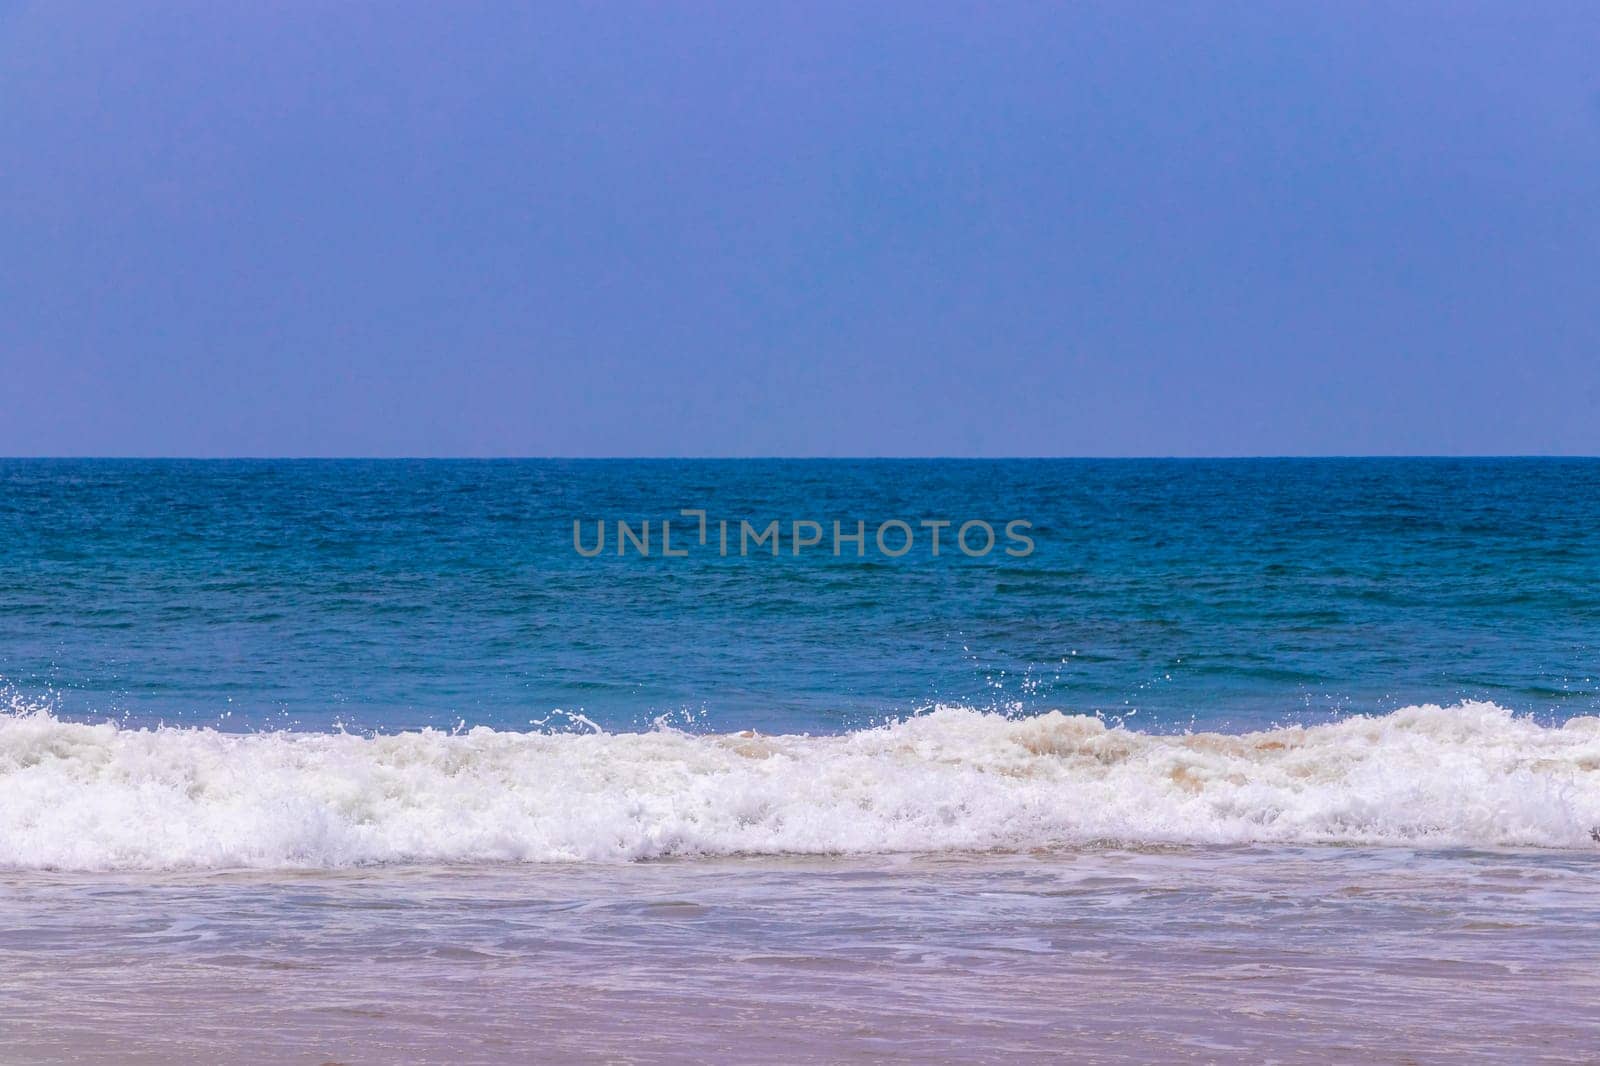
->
1;700;1597;871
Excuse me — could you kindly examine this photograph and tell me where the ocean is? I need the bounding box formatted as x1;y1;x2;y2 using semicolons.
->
3;458;1599;1061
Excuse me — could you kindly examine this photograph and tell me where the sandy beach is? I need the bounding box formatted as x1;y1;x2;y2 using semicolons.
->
5;846;1597;1064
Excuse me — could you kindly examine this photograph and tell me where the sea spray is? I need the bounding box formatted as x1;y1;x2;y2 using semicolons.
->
2;700;1598;870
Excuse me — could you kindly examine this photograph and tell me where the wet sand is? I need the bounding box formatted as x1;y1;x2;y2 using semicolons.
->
3;846;1597;1063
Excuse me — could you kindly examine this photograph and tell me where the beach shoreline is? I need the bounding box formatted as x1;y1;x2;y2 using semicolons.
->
4;846;1597;1063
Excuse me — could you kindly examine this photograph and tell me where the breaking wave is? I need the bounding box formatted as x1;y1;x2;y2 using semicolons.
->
2;700;1598;870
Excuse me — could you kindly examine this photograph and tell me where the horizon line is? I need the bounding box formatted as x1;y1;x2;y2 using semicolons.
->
2;454;1597;462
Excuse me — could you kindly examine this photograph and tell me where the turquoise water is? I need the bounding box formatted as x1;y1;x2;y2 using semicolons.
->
3;458;1596;734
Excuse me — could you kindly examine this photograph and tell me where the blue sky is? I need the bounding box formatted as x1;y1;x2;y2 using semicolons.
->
1;2;1597;456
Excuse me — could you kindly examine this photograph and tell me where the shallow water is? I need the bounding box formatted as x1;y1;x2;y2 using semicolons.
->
3;847;1598;1064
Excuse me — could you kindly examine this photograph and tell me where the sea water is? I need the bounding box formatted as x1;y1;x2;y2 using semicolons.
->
2;459;1597;1061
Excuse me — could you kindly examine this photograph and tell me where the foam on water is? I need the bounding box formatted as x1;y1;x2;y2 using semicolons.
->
2;699;1597;870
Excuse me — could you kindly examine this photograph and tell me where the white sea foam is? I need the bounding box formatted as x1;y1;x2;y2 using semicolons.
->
1;700;1597;870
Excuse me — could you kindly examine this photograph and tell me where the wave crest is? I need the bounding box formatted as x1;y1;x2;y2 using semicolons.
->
2;701;1598;870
